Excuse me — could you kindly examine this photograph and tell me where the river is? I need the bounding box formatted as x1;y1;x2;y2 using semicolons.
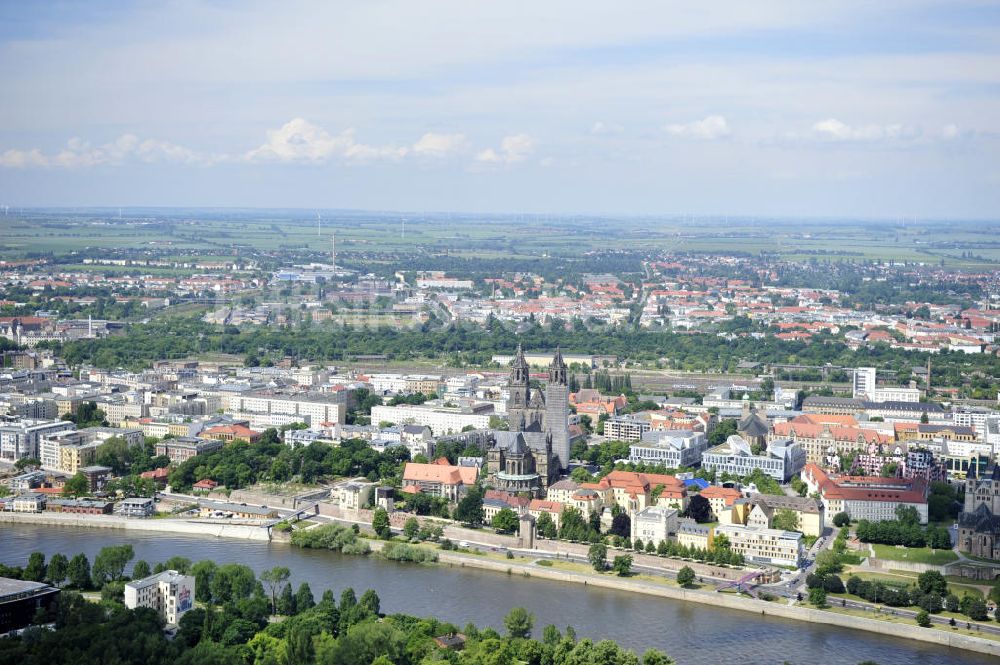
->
1;524;993;665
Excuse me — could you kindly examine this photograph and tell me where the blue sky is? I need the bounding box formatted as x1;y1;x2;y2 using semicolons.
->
1;0;998;219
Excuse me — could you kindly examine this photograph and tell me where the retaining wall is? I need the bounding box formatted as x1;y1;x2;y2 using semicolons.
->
0;512;270;541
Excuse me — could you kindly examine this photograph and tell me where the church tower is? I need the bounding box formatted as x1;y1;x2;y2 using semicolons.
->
545;348;570;471
506;344;532;431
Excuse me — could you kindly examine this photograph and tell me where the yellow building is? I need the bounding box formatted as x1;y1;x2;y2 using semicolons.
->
59;443;99;474
676;520;714;551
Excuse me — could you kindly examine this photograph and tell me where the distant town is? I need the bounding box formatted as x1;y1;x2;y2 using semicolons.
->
1;212;999;664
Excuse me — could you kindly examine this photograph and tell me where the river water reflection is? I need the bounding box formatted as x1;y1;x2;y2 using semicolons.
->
2;525;993;665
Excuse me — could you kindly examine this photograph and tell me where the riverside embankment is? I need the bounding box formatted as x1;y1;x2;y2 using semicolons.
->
5;522;996;665
3;518;998;662
0;511;270;540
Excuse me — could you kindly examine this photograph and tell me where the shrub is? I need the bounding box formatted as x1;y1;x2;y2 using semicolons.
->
380;542;439;563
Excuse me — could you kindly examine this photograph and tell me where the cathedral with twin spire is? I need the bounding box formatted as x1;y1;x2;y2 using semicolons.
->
485;345;570;496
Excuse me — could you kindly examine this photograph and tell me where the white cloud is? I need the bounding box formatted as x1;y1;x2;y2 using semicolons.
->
664;115;731;140
590;121;624;135
941;123;960;140
410;132;469;157
245;118;408;163
811;118;916;142
475;134;534;164
0;133;219;168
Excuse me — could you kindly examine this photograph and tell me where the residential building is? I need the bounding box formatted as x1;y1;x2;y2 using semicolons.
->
629;429;708;468
0;419;75;462
744;494;824;537
604;414;652;442
371;402;492;435
676;519;713;551
715;524;803;567
401;459;479;501
333;478;378;510
697;486;743;520
801;463;929;525
228;389;348;426
702;435;806;482
124;570;195;626
155;436;224;463
119;497;155;518
852;367;876;400
10;493;46;513
78;465;112;492
771;419;891;466
630;505;679;545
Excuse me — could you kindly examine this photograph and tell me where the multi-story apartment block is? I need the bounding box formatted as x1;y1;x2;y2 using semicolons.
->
371;402;492;435
852;367;877;400
0;419;75;462
771;420;891;466
604;414;652;442
228;390;347;426
701;435;806;482
124;570;195;626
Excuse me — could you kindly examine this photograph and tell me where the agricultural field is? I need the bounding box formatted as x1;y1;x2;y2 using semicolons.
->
1;209;998;268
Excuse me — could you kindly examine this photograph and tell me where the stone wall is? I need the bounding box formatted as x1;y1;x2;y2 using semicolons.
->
0;511;270;541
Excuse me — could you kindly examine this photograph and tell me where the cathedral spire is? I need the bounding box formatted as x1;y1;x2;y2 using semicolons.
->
548;346;567;385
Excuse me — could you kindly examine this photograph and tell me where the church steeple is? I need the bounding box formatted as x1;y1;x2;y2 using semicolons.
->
548;347;567;385
511;344;529;385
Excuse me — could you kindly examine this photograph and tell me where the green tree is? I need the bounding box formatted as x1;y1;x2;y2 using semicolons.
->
676;566;695;588
277;582;296;615
92;544;134;585
259;566;290;614
915;609;932;627
491;508;520;534
641;649;676;665
67;553;92;589
62;472;90;497
895;504;920;525
685;494;713;523
503;606;534;639
772;509;800;532
536;511;557;539
808;587;828;608
454;487;485;527
588;543;608;571
295;582;315;612
832;512;850;528
359;588;381;616
131;560;151;580
23;552;46;582
46;553;69;586
402;516;420;539
372;507;391;539
917;570;948;596
612;554;633;577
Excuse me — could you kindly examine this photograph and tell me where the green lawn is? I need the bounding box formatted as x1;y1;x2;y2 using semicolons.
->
872;544;958;565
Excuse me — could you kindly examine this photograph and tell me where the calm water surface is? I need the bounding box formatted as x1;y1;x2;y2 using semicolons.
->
1;524;993;665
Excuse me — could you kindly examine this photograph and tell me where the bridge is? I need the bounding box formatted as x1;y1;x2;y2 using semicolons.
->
716;570;767;597
262;503;320;534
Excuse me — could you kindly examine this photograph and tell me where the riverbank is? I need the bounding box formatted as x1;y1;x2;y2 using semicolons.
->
0;512;270;541
360;540;1000;658
6;515;997;658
